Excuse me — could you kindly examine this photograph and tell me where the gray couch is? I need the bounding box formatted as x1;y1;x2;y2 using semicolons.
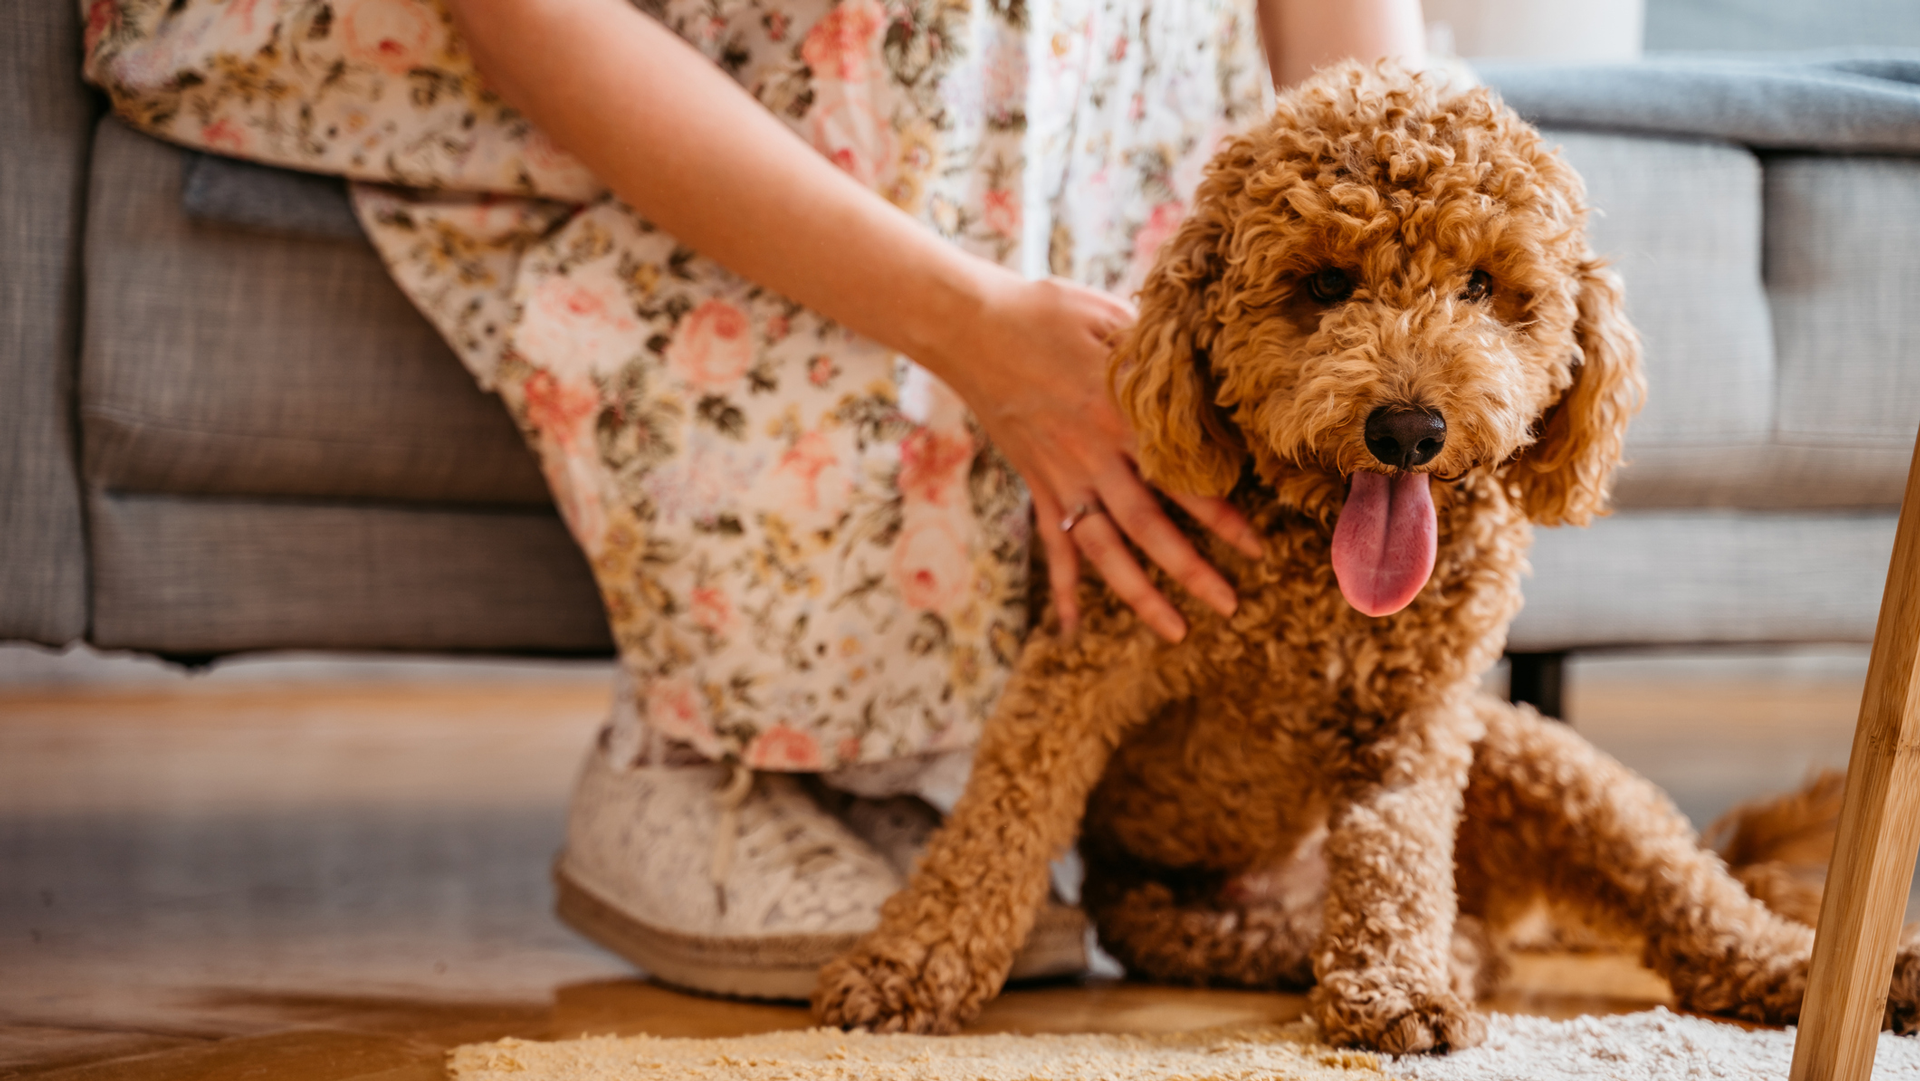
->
1508;128;1918;652
3;0;609;660
6;0;1919;713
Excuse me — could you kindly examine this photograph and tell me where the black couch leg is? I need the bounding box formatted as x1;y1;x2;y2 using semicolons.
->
1507;651;1567;720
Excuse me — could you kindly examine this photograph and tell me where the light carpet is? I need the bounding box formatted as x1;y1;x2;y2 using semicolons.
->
1395;1009;1920;1080
449;1009;1920;1081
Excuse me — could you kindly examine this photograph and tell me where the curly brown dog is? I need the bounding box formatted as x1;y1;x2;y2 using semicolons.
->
813;63;1920;1053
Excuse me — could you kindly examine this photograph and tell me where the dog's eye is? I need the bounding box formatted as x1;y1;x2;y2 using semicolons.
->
1461;269;1493;303
1305;267;1354;304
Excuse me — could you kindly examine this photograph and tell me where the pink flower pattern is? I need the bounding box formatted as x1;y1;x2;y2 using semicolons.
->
83;0;118;56
690;586;734;635
200;117;247;153
891;513;971;613
800;0;884;82
518;275;643;381
809;92;896;188
898;426;974;506
765;431;854;526
667;299;755;389
749;724;825;770
337;0;441;75
1130;202;1188;283
982;189;1021;238
521;369;600;452
646;677;717;753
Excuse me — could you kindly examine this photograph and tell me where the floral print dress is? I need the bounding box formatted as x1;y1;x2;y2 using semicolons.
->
83;0;1270;771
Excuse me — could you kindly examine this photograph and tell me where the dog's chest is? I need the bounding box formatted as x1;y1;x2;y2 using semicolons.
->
1204;477;1530;716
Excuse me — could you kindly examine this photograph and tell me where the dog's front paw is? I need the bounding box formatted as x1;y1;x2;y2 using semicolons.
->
812;931;991;1035
1312;983;1486;1054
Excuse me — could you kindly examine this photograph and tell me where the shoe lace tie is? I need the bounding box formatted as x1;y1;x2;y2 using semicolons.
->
709;760;755;915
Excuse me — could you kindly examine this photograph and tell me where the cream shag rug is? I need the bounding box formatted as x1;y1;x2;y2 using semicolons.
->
449;1022;1382;1081
449;1009;1920;1081
1394;1009;1920;1080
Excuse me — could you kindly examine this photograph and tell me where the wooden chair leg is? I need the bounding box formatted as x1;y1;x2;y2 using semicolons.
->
1790;431;1920;1081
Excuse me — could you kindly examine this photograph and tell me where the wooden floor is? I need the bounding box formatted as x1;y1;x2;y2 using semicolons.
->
0;645;1901;1080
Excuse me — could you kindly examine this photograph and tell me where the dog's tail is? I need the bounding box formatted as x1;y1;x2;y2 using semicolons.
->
1703;768;1846;926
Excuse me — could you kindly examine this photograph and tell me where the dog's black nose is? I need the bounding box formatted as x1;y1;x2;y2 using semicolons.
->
1364;406;1447;469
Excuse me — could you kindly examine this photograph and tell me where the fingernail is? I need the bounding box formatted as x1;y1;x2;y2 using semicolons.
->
1159;617;1187;643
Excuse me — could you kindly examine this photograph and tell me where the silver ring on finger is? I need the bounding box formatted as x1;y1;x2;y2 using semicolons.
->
1061;500;1105;535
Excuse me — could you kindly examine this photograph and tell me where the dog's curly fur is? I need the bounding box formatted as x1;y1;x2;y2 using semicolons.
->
812;63;1920;1052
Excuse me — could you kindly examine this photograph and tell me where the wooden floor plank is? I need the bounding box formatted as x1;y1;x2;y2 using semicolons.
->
15;1030;430;1081
0;1028;208;1080
4;956;1683;1081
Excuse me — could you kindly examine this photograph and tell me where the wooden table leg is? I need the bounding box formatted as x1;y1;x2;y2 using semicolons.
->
1790;431;1920;1081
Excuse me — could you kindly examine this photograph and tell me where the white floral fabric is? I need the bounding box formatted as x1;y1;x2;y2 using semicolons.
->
83;0;1269;770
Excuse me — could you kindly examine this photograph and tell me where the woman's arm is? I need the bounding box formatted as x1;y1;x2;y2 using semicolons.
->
448;0;1261;640
1257;0;1427;87
453;0;982;377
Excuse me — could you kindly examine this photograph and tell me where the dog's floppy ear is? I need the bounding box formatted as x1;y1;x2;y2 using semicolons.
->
1109;184;1246;498
1513;258;1645;527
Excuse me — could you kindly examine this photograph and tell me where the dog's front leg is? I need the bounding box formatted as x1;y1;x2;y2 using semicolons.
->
1312;700;1487;1054
813;630;1171;1034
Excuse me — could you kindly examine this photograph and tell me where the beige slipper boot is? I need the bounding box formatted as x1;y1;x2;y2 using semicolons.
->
555;730;1088;1000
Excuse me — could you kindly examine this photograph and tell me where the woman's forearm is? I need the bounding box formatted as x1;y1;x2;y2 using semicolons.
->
448;0;1009;383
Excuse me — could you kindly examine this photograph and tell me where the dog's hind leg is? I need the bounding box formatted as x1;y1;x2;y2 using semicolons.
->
1086;819;1503;1002
1891;925;1920;1035
1082;849;1321;990
1459;696;1819;1024
812;628;1179;1034
1087;871;1504;999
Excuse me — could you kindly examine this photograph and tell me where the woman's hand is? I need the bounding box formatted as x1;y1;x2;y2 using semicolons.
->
931;274;1263;642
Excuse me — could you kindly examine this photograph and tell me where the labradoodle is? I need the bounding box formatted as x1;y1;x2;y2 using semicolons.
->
812;62;1920;1053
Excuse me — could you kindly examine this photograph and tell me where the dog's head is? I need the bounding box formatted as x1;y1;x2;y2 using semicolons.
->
1112;62;1643;617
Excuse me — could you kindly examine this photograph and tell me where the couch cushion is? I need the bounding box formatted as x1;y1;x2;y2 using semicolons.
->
1510;509;1897;651
1552;130;1774;450
81;119;551;507
1768;154;1920;450
181;151;365;241
1549;129;1918;509
0;0;96;645
1547;132;1774;496
1647;1;1920;52
88;491;612;655
1488;55;1920;155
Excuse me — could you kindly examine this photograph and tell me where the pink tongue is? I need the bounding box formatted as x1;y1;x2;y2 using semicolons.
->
1332;472;1437;617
